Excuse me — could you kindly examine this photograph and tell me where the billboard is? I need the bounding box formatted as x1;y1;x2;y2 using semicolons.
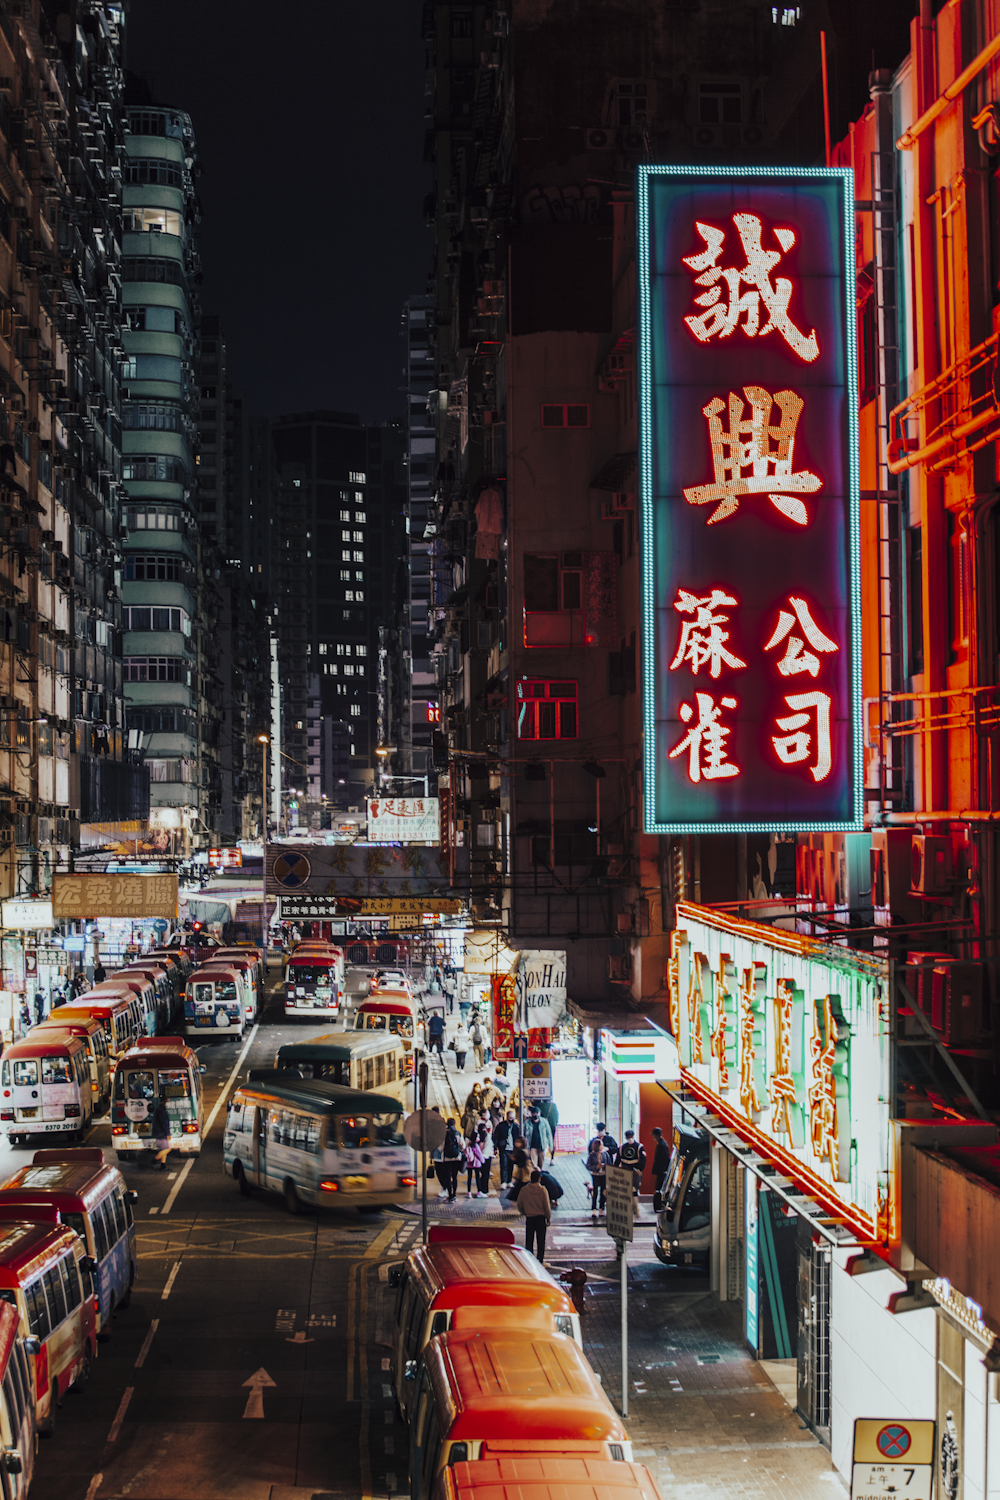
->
51;875;179;920
638;165;861;833
666;902;886;1241
266;843;449;900
366;797;439;844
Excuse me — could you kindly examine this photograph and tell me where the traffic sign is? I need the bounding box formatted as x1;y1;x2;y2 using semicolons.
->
522;1060;551;1099
402;1110;447;1153
605;1164;634;1245
851;1419;935;1500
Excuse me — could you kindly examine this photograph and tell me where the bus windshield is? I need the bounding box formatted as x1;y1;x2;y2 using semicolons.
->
292;966;334;984
339;1112;405;1148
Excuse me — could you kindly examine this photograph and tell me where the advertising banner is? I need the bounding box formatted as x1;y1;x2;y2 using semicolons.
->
638;165;861;832
515;949;567;1060
267;843;449;900
491;973;517;1062
1;899;54;930
51;874;179;920
366;797;440;845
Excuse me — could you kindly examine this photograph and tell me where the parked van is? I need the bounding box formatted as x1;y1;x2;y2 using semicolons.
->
0;1032;94;1145
34;1015;111;1115
183;965;245;1039
0;1211;98;1433
0;1147;137;1335
392;1237;582;1421
202;955;259;1024
224;1073;412;1213
215;946;264;993
112;1038;206;1162
86;982;149;1045
652;1120;711;1269
45;997;136;1062
0;1297;37;1497
409;1331;632;1500
355;992;418;1048
433;1457;664;1500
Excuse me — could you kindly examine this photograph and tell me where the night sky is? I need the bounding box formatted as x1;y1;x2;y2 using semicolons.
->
124;0;430;425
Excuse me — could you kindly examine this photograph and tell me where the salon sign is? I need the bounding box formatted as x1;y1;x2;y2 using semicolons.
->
668;901;888;1240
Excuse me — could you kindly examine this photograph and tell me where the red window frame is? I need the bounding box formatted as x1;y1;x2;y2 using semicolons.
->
516;680;578;740
540;403;590;429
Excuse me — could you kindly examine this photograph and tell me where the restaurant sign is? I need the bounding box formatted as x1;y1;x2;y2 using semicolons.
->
666;902;887;1241
638;165;861;832
52;874;179;920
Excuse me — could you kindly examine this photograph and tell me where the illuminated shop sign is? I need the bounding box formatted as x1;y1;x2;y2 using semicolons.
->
599;1029;679;1081
638;166;861;833
666;902;886;1240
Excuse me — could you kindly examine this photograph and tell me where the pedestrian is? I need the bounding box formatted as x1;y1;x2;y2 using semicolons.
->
462;1082;484;1136
150;1090;172;1171
92;960;107;984
453;1021;470;1071
517;1170;551;1262
71;970;87;1000
33;993;43;1025
651;1125;671;1194
594;1120;619;1157
470;1013;486;1072
18;1001;29;1036
463;1131;485;1198
439;1118;464;1202
427;1010;445;1057
616;1129;646;1216
493;1109;518;1184
475;1122;493;1196
508;1139;531;1202
585;1135;611;1219
525;1105;554;1170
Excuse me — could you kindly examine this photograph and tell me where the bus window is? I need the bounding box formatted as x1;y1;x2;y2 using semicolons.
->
386;1054;396;1083
43;1265;67;1328
13;1061;37;1087
110;1191;127;1241
92;1201;110;1260
375;1055;385;1088
160;1069;191;1100
29;1280;49;1332
0;1374;14;1449
59;1255;81;1312
680;1162;711;1231
373;1113;405;1146
128;1071;156;1101
0;1063;6;1086
341;1115;373;1149
62;1209;86;1241
364;1060;374;1091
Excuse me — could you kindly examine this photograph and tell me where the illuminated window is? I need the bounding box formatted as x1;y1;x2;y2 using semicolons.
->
355;570;364;581
516;680;578;740
342;549;352;562
355;511;366;524
123;206;183;236
340;509;351;521
345;591;354;601
356;590;365;601
353;550;364;563
344;664;354;676
540;404;589;429
342;529;351;542
350;703;361;717
356;644;367;657
318;643;327;656
340;569;351;581
353;530;364;543
337;644;347;656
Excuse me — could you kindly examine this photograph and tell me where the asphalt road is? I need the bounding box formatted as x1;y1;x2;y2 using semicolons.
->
19;964;420;1500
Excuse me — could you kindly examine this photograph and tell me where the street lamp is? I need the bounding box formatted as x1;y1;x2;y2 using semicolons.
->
258;735;269;956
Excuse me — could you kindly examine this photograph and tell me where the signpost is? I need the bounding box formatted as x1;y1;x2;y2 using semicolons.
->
605;1164;634;1418
402;1070;444;1245
851;1419;935;1500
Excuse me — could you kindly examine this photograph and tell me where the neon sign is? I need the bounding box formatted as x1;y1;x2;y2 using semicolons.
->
639;167;861;833
666;902;885;1235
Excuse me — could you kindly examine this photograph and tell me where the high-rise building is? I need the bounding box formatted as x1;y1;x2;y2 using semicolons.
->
397;296;437;778
120;89;207;858
270;412;404;815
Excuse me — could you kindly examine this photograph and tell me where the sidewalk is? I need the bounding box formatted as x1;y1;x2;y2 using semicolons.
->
581;1260;845;1500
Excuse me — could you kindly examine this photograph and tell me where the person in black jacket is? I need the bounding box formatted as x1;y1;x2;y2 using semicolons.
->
439;1119;464;1202
616;1130;646;1216
493;1110;518;1184
651;1126;671;1193
594;1121;619;1156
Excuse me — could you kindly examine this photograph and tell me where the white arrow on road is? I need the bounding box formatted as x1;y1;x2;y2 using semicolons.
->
242;1368;276;1419
286;1331;314;1345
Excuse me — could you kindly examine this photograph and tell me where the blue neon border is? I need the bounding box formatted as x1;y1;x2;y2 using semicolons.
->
637;163;862;837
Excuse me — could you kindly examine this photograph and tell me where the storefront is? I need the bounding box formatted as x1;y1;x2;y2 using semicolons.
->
650;900;998;1480
598;1028;679;1175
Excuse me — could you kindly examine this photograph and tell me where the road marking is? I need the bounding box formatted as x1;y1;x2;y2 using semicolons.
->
161;1261;182;1300
365;1217;404;1259
160;1158;194;1216
84;1475;103;1500
107;1386;133;1443
242;1367;275;1419
346;1263;357;1401
148;1206;159;1215
307;1312;336;1327
134;1319;159;1369
286;1331;313;1344
167;1171;178;1180
204;1023;260;1137
275;1308;296;1333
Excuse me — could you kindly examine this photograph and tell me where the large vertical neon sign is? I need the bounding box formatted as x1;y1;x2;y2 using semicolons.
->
638;168;861;833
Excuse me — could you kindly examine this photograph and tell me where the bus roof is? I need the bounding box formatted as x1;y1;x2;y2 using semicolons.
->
0;1151;124;1211
424;1333;625;1443
0;1219;82;1282
289;952;338;965
436;1457;663;1500
357;999;413;1018
234;1071;402;1116
91;978;150;997
119;1037;198;1068
47;1000;130;1021
406;1245;571;1311
34;1016;102;1038
189;966;240;983
275;1033;401;1065
3;1030;87;1058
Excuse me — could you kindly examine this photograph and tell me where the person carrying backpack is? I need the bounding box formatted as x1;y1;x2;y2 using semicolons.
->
585;1136;611;1219
616;1129;646;1216
470;1015;486;1071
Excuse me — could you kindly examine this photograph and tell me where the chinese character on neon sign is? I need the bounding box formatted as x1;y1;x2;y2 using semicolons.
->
682;386;821;527
682;214;820;362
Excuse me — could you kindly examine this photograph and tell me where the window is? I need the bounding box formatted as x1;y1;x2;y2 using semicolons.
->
342;549;352;562
125;656;190;683
61;1255;81;1311
125;507;181;531
450;11;472;36
353;530;365;543
125;159;183;187
350;703;361;717
340;569;351;581
524;553;584;612
124;607;188;633
128;707;198;734
516;679;578;739
124;403;184;432
342;529;351;542
124;554;182;581
23;1280;49;1340
355;511;367;524
123;456;189;484
345;591;354;602
123;257;187;288
340;509;351;521
337;644;348;656
123;206;183;236
43;1265;67;1327
356;644;367;657
344;664;354;677
540;403;589;428
353;550;364;563
699;81;742;124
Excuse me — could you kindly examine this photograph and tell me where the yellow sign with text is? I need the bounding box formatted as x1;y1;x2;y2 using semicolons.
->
52;874;179;920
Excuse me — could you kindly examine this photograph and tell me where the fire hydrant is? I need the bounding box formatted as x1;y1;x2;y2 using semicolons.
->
559;1265;588;1316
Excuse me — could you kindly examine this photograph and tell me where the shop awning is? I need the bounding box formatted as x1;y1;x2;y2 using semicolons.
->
662;1081;867;1251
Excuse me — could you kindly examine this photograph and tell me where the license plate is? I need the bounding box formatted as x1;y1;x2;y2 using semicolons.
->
197;1017;211;1026
136;1122;151;1136
17;1108;37;1119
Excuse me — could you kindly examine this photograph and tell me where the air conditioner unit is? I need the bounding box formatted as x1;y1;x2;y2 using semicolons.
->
616;912;633;935
910;834;953;894
931;961;983;1047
